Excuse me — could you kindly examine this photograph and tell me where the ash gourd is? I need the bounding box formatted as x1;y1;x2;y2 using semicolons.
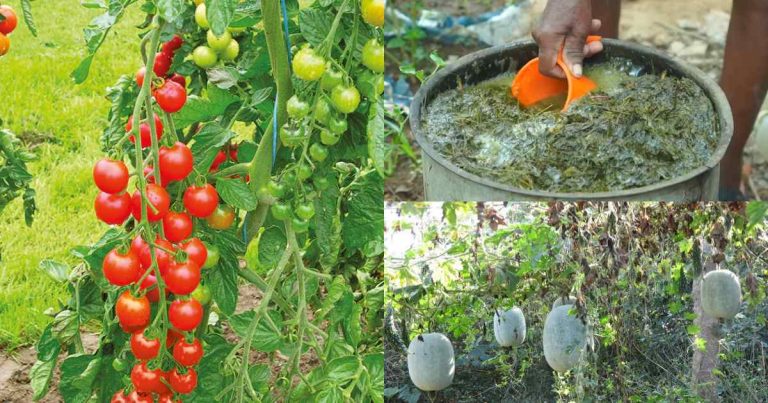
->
407;333;455;392
543;303;588;373
701;269;742;320
493;307;526;347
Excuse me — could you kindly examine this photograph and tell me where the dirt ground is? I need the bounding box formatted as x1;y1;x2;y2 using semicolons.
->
386;0;768;201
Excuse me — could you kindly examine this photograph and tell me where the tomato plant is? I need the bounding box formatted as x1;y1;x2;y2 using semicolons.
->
32;0;385;401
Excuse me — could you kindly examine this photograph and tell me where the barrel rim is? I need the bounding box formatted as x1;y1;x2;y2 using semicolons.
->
409;38;734;200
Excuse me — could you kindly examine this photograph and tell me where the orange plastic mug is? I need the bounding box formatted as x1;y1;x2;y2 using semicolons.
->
511;36;602;111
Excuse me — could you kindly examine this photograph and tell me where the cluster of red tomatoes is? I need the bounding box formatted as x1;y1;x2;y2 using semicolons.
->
135;35;188;114
90;34;239;402
0;5;17;56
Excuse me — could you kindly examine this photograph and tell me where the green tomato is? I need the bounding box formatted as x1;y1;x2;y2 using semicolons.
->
282;172;298;188
309;143;329;162
376;75;385;94
320;129;340;146
331;85;361;114
314;98;332;125
195;3;209;29
190;284;212;305
292;217;309;233
314;176;330;190
292;47;326;81
203;244;220;269
271;203;292;220
193;45;218;68
228;26;247;35
297;164;313;181
287;95;310;119
279;127;305;147
207;30;233;53
296;203;315;220
321;68;344;91
112;358;127;372
362;38;385;73
267;181;286;198
329;117;348;134
222;39;240;61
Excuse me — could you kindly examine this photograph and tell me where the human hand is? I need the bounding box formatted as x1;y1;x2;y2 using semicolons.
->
533;0;604;78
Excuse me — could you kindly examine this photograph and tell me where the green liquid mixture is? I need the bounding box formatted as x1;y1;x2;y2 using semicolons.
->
421;58;720;193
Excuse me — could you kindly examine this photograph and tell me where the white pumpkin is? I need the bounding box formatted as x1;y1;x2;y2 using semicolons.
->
701;269;742;320
543;304;587;373
752;111;768;160
552;296;576;310
407;333;455;391
493;307;526;347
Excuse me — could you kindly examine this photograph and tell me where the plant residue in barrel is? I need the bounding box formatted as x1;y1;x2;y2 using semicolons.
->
420;58;720;193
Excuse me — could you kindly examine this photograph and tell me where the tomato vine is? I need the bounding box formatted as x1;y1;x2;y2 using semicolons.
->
32;1;384;401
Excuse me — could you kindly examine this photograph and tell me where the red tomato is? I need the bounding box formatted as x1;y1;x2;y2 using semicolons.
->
178;238;207;267
162;211;193;243
131;184;171;222
110;390;129;403
130;235;148;257
116;291;150;332
126;114;163;148
162;35;184;55
183;184;219;218
169;367;197;394
139;274;163;303
205;205;235;230
173;338;203;366
164;260;201;295
157;395;181;403
103;248;141;286
130;362;169;394
0;6;17;35
135;67;146;87
93;159;129;194
210;150;227;171
169;299;203;331
229;145;238;162
0;33;9;56
168;73;186;88
159;142;194;182
126;391;153;403
139;237;175;275
130;331;161;360
153;80;187;113
95;192;132;225
154;52;172;77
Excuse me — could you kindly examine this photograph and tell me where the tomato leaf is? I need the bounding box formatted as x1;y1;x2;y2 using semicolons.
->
299;8;335;48
207;66;241;89
248;364;270;393
366;101;389;177
190;122;236;172
325;355;360;382
343;303;362;348
38;259;69;283
216;178;259;211
363;353;385;402
229;310;283;352
156;0;186;23
30;359;56;400
341;172;383;252
173;86;240;128
207;0;237;37
52;310;79;346
208;244;239;315
58;354;102;403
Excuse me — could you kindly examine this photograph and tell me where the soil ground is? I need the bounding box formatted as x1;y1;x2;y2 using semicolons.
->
386;0;768;201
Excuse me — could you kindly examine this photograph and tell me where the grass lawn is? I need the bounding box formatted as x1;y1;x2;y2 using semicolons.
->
0;0;143;350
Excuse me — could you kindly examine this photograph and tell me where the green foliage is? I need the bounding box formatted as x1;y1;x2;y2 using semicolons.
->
385;202;768;402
